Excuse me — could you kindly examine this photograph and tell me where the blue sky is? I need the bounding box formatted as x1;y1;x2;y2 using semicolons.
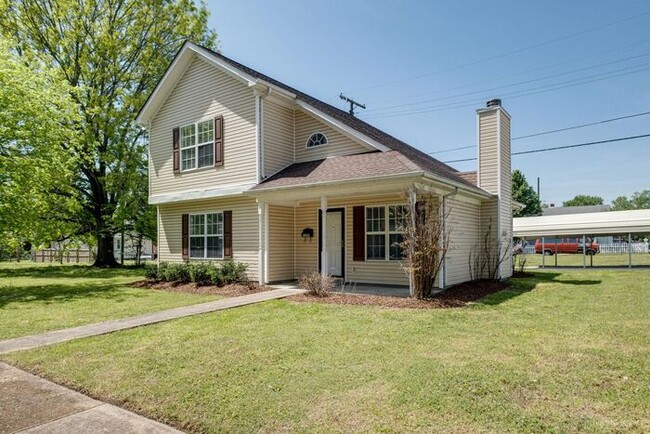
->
207;0;650;205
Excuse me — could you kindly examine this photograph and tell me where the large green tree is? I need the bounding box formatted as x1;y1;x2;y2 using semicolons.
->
563;195;604;207
511;170;541;217
0;36;81;255
611;190;650;210
1;0;216;266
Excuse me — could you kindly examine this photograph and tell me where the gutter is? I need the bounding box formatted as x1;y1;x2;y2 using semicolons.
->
422;172;493;200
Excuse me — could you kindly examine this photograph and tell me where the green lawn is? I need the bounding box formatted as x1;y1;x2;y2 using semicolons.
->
0;262;217;340
3;269;649;433
521;252;650;268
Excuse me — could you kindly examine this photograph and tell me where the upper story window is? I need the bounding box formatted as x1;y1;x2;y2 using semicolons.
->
180;120;214;171
306;132;328;148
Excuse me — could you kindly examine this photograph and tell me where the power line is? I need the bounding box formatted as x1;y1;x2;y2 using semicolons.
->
346;10;650;93
357;36;650;107
428;110;650;154
442;133;650;163
363;51;650;114
362;62;650;120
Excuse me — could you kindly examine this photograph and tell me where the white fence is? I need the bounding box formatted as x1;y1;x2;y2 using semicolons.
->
520;242;649;255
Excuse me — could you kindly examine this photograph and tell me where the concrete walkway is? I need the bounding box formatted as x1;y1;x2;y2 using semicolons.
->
0;362;183;433
0;287;303;355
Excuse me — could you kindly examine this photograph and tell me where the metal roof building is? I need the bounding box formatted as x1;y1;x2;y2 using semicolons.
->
513;209;650;238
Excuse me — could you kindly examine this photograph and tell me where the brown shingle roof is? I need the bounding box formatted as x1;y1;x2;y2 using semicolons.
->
457;171;477;186
252;151;421;190
199;45;480;190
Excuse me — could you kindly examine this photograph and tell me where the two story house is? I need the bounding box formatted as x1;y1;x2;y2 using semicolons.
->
137;42;513;289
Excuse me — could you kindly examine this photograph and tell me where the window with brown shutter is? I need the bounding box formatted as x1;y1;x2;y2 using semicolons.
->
181;214;189;259
214;115;223;167
223;210;232;258
173;128;180;174
353;206;365;261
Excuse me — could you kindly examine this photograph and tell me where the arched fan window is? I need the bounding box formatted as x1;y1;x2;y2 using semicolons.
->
306;132;328;148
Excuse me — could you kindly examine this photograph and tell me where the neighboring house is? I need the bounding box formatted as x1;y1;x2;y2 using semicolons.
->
113;233;154;261
136;42;513;288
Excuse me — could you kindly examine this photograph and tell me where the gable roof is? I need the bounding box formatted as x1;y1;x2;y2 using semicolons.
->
138;41;487;193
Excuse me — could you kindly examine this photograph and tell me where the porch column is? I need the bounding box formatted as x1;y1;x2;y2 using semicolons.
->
264;203;269;283
409;189;417;297
320;195;328;277
258;201;266;284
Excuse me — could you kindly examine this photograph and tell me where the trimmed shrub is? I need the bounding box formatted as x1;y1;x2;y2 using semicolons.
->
220;260;248;284
188;262;214;285
151;261;248;285
144;263;159;280
298;271;334;297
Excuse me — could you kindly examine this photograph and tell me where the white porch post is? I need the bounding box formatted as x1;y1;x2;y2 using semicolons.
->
541;237;545;268
409;189;417;297
258;201;266;284
320;195;328;277
264;203;269;283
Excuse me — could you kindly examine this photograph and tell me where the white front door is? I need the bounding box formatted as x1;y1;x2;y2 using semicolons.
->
326;211;343;276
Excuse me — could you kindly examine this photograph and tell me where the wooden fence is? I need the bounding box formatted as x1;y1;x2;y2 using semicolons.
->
32;249;92;263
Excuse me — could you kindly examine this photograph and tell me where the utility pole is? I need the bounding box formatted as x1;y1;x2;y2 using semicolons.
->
537;177;540;199
339;93;366;116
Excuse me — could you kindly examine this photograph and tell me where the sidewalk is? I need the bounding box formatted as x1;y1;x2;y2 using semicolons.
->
0;287;304;354
0;362;182;433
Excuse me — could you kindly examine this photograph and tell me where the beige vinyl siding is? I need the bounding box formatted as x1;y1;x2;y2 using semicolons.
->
149;56;257;197
293;194;409;286
478;110;498;193
262;99;294;178
294;204;319;277
445;198;480;286
158;196;260;280
294;110;370;163
499;111;513;278
267;205;295;282
479;198;499;279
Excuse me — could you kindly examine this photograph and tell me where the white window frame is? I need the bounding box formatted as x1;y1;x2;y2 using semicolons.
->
305;132;328;148
180;119;214;172
365;204;406;261
189;211;224;259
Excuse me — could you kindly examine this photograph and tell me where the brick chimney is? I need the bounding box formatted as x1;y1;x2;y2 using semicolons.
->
477;98;512;279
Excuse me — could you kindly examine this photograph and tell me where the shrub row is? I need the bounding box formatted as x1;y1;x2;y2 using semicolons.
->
145;261;248;286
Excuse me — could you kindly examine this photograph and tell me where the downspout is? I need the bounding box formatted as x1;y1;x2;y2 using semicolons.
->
439;187;458;289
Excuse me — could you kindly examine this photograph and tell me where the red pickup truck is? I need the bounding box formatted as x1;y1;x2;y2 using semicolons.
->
535;238;599;255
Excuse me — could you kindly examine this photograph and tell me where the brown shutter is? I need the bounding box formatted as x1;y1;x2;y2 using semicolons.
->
223;210;232;258
353;206;365;261
214;115;224;167
181;214;189;259
173;127;180;174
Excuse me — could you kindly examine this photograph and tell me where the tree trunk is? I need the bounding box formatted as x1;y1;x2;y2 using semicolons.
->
94;231;118;267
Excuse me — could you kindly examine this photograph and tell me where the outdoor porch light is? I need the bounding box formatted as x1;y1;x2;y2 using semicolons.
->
301;228;314;240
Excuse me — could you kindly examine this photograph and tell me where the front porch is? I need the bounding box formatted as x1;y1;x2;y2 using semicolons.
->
252;176;475;290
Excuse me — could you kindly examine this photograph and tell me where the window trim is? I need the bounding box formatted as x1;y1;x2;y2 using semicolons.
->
305;132;329;149
188;211;224;260
364;204;407;261
180;119;214;172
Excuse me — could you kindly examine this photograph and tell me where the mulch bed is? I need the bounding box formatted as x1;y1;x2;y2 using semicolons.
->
287;279;509;309
133;280;272;297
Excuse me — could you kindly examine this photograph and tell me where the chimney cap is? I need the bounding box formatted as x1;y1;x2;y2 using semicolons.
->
486;98;502;108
